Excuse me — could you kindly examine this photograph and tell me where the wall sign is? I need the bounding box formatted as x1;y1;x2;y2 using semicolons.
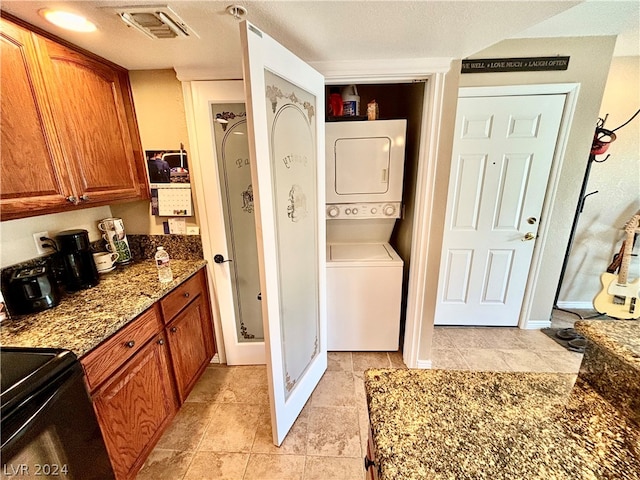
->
461;56;570;74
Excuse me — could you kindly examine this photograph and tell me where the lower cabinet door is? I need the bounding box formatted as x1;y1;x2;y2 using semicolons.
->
93;335;177;480
166;296;214;403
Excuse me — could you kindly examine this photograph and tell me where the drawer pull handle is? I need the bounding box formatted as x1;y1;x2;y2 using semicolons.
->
125;340;135;348
157;339;164;345
364;457;376;470
170;327;177;333
184;292;190;298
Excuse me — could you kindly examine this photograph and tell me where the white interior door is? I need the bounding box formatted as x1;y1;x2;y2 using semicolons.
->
240;21;327;446
186;81;265;365
435;94;565;326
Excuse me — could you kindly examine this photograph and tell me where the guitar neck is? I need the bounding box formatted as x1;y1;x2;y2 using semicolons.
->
618;216;639;285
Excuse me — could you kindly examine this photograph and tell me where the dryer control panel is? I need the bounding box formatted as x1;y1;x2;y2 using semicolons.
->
326;202;401;219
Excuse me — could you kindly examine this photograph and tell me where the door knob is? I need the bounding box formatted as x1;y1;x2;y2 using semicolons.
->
522;232;536;241
214;254;233;264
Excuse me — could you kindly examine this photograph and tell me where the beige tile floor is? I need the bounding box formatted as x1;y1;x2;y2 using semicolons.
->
137;310;584;480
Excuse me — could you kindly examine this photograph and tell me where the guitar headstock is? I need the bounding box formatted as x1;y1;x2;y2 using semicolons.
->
625;214;640;235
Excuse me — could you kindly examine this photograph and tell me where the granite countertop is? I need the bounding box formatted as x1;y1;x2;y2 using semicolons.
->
365;369;640;480
0;259;207;357
575;320;640;371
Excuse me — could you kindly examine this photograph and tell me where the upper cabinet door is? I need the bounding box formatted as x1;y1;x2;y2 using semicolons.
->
0;19;72;218
37;38;145;204
240;21;327;446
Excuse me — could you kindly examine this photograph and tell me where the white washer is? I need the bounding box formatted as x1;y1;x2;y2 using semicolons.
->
326;242;403;351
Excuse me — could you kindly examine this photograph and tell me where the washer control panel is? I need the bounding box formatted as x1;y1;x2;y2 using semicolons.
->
326;202;401;219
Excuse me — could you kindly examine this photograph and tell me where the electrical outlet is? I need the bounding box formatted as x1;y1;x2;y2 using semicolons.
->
33;231;51;255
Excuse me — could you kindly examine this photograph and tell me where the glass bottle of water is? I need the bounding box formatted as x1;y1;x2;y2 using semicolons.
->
155;247;173;283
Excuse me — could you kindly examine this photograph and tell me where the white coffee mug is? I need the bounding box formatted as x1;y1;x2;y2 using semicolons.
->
98;217;132;264
93;252;119;272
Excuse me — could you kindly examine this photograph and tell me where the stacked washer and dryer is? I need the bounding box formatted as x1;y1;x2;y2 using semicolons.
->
325;120;407;351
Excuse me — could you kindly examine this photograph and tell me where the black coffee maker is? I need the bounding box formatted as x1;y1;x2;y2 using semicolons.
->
56;229;99;291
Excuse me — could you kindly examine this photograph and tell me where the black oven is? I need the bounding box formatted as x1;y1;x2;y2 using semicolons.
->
1;347;115;479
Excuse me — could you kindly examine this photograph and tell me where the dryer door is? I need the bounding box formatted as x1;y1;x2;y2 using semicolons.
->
326;119;407;203
335;136;391;195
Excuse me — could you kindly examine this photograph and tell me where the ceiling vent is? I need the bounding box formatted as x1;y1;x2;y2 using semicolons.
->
116;6;198;39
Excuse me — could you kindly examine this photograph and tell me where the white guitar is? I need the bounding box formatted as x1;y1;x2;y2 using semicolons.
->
593;214;640;319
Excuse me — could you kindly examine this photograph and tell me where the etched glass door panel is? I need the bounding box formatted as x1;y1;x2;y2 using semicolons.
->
211;103;263;343
265;70;320;394
241;20;326;446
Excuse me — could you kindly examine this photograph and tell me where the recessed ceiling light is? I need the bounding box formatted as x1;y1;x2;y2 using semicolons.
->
40;9;97;32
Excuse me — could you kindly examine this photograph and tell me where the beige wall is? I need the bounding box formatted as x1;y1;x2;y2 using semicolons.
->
456;36;616;324
0;206;113;268
111;69;199;234
559;56;640;305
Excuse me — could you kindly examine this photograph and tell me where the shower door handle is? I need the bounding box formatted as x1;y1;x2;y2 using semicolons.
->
214;254;233;264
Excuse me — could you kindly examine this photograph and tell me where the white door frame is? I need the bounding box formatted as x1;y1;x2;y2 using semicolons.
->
313;58;452;370
185;57;579;368
457;84;579;333
183;80;267;365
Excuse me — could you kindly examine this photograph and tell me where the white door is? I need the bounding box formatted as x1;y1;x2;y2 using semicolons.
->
240;21;327;445
435;94;565;326
187;81;265;365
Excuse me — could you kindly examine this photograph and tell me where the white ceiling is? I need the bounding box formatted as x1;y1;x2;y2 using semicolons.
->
2;1;638;79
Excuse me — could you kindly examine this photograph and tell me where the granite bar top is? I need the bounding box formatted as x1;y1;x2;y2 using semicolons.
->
575;320;640;371
365;369;640;480
575;320;640;426
0;259;207;357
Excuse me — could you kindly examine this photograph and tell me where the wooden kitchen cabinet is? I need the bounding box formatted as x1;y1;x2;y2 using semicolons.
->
0;17;72;215
80;269;216;479
0;14;148;221
162;270;216;403
92;332;177;480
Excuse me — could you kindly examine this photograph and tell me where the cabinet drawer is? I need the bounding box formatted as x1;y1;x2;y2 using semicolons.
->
81;305;162;392
160;271;205;322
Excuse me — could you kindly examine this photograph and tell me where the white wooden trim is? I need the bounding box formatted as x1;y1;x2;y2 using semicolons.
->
556;301;594;309
524;320;552;330
403;73;448;369
319;59;453;369
459;84;580;331
416;359;433;369
312;58;452;84
182;81;227;365
459;84;581;98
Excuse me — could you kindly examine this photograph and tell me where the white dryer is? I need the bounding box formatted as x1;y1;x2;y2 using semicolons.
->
325;119;407;351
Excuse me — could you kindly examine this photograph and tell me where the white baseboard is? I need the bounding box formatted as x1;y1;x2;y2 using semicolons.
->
556;301;594;309
209;353;220;364
524;320;552;330
416;359;433;369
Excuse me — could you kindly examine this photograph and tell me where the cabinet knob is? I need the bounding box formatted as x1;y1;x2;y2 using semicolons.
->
157;339;164;345
66;196;78;204
170;327;177;333
184;292;190;298
80;194;90;201
364;457;376;470
125;340;135;348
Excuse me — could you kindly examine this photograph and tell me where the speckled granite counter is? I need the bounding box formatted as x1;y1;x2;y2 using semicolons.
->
0;259;207;357
365;369;640;480
575;320;640;426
